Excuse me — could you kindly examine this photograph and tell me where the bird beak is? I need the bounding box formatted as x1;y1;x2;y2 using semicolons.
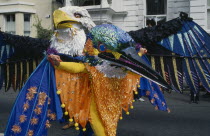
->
98;47;171;89
53;10;80;29
53;9;96;30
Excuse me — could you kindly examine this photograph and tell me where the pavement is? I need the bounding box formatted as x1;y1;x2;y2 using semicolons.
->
0;89;210;136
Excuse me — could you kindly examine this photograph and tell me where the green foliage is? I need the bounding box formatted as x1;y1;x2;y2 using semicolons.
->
33;16;53;40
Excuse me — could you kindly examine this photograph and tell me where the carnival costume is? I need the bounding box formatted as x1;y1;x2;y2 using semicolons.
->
4;6;171;136
136;44;169;111
53;22;170;135
2;7;209;136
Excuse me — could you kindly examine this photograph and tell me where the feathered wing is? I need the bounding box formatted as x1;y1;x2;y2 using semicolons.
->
129;13;210;93
0;32;50;91
4;58;62;136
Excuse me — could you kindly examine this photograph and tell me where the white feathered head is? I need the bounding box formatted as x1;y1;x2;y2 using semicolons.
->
53;6;96;30
50;6;96;56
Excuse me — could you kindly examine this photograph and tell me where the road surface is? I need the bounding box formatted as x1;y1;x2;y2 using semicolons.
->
0;89;210;136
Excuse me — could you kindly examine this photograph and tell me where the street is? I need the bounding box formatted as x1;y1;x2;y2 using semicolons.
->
0;89;210;136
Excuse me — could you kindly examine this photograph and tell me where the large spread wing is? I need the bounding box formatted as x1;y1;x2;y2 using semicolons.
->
0;32;50;91
129;12;210;94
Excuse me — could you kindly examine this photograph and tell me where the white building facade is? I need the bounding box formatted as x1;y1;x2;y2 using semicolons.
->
0;0;63;37
66;0;210;33
0;0;209;37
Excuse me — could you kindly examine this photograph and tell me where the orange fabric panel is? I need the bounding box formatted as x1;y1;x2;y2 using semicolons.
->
121;73;140;112
55;69;91;128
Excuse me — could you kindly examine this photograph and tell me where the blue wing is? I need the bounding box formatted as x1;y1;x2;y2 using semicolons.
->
0;32;50;91
4;58;62;136
129;13;210;94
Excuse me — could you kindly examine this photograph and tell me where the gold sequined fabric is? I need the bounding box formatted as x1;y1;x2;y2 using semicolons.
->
85;64;140;136
55;70;91;128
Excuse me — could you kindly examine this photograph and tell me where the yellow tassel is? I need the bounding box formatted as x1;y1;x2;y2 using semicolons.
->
57;90;61;95
64;111;68;115
130;106;134;109
74;123;79;127
132;100;135;102
75;127;79;131
135;91;138;94
119;117;123;120
61;104;65;108
137;85;140;88
69;118;73;122
82;128;86;132
126;112;130;115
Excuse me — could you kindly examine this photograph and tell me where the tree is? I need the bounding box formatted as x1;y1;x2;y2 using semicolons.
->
33;16;53;40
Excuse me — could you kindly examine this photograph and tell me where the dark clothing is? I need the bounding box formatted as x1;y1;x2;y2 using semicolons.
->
190;91;199;103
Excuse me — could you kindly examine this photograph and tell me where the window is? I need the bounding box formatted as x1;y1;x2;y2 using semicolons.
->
72;0;101;6
147;0;166;15
5;14;15;34
145;0;167;27
56;0;64;4
82;0;100;6
24;14;31;36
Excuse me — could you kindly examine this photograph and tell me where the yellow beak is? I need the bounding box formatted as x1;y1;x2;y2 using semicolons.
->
53;10;80;29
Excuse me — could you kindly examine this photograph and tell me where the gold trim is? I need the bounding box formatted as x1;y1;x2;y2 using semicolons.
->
20;62;23;88
185;58;196;89
33;60;36;70
151;56;155;70
14;63;17;90
26;61;29;79
6;64;9;90
207;59;210;64
172;56;181;91
160;57;166;81
195;59;210;87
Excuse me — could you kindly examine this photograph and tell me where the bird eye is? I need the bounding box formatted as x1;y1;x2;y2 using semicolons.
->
98;44;106;52
74;13;82;18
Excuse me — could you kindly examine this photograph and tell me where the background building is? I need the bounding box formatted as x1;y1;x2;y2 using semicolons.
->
0;0;63;37
66;0;210;33
0;0;209;37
